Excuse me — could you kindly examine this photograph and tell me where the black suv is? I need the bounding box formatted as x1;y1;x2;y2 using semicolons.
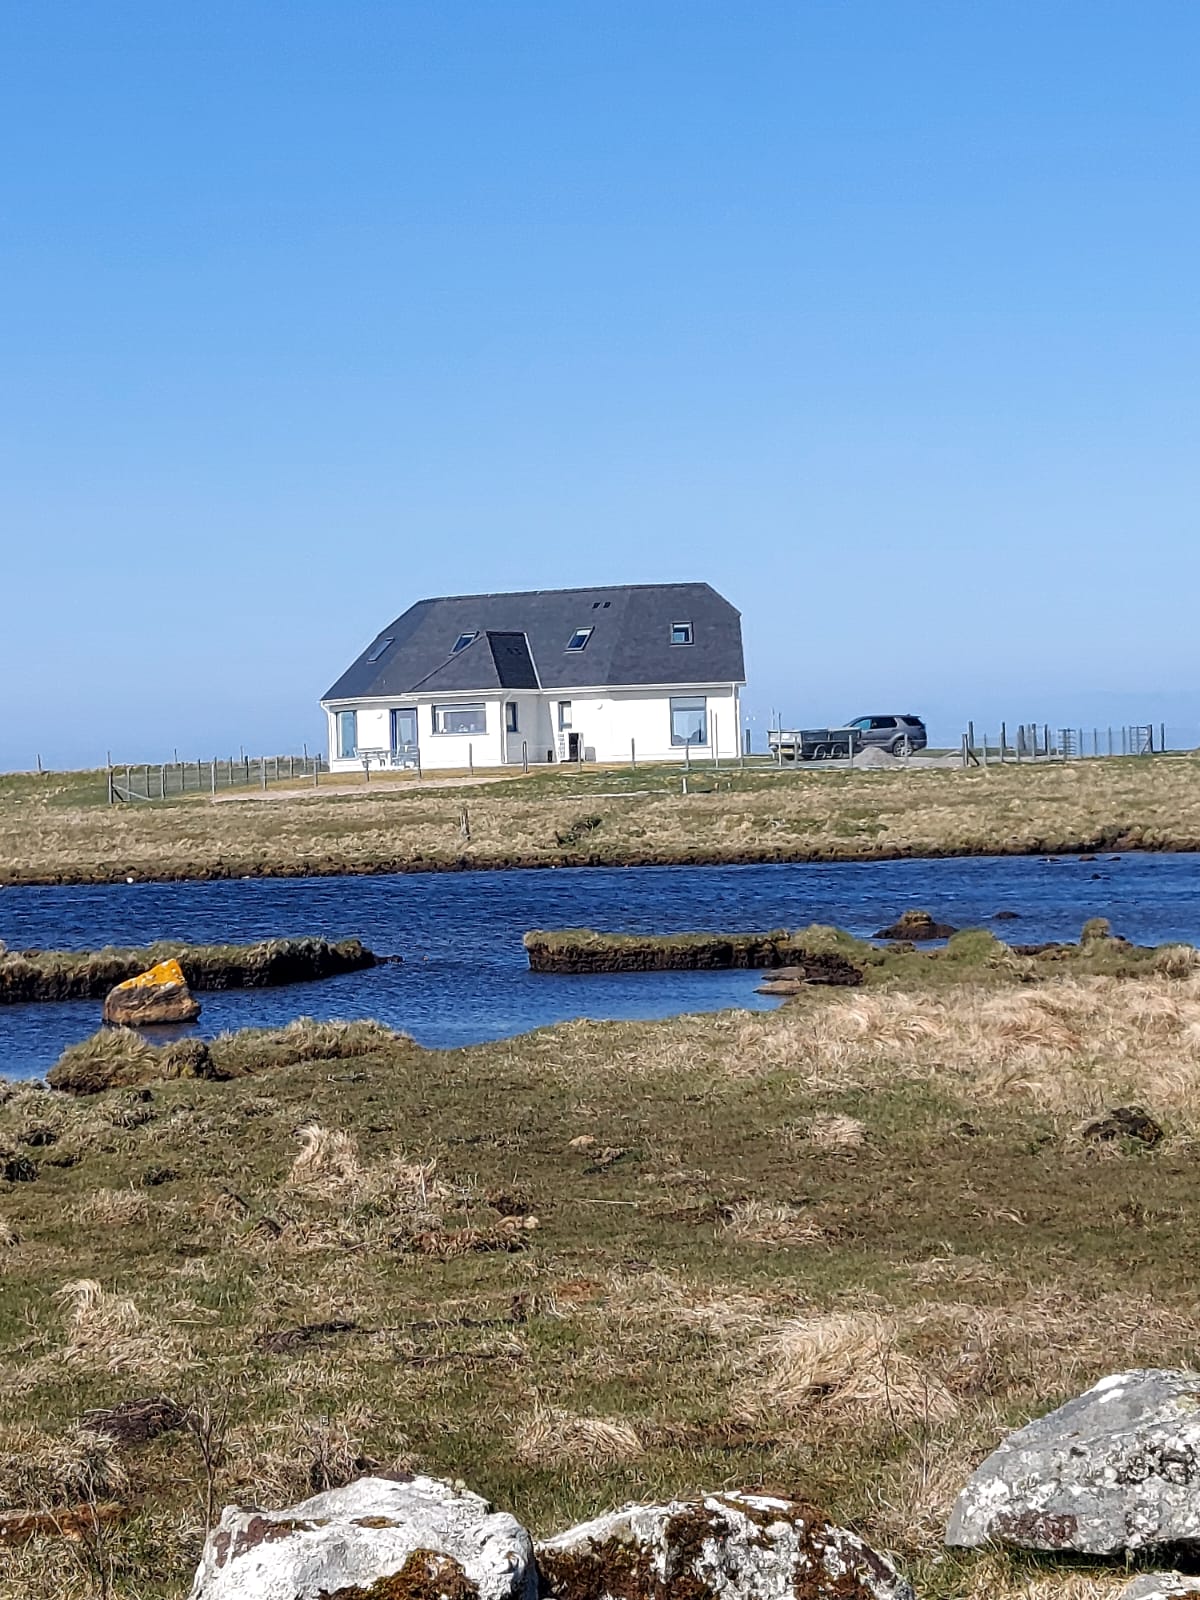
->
842;714;927;755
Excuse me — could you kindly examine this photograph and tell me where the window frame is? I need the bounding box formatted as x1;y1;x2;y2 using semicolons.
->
433;703;487;736
336;709;358;759
670;695;708;747
450;632;479;655
505;701;519;733
670;621;694;646
557;700;573;731
365;637;394;663
565;628;593;652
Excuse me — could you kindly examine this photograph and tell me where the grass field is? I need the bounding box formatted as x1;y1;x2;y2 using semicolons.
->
2;936;1199;1596
2;755;1200;885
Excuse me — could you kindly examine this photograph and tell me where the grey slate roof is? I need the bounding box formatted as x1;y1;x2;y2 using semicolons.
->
322;583;744;702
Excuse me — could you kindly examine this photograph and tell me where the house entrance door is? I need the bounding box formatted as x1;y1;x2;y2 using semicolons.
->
567;732;583;762
390;708;419;767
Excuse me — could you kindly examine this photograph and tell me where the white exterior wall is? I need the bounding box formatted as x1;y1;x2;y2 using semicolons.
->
324;684;742;772
326;695;504;774
503;693;554;765
559;685;741;763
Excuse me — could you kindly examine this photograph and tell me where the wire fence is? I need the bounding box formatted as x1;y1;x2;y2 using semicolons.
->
13;716;1196;805
107;754;326;802
957;721;1166;766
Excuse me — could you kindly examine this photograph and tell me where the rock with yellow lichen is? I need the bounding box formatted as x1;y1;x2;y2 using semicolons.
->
101;958;200;1026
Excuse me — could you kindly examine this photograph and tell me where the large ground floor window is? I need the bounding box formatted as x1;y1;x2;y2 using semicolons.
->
434;703;487;735
670;696;708;746
337;709;358;759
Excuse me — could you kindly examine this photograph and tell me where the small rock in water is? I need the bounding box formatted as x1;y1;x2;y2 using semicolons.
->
102;958;200;1026
874;910;957;941
946;1369;1200;1555
538;1491;912;1600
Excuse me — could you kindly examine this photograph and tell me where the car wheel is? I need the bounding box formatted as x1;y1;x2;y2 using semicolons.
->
891;736;910;757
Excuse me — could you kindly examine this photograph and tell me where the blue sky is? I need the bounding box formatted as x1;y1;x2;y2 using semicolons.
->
2;1;1197;766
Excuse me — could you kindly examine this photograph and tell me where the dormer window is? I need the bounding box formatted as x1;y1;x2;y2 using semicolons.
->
671;621;694;645
365;637;394;663
565;628;593;652
451;632;478;654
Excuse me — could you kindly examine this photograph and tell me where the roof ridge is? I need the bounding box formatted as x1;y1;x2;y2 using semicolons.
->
413;581;709;604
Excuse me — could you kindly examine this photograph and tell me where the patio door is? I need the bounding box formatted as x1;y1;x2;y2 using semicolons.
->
390;707;419;766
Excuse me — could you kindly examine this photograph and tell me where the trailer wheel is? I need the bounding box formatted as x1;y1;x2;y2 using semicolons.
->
830;742;848;759
812;744;829;761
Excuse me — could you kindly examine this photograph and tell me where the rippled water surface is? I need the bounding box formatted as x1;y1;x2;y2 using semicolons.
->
2;853;1197;1078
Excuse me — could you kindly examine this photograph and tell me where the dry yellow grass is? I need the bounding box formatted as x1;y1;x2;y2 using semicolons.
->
73;1188;151;1227
285;1122;365;1194
719;1200;828;1246
803;1111;868;1150
4;756;1200;883
717;973;1200;1115
511;1407;645;1467
44;1279;194;1383
735;1311;960;1428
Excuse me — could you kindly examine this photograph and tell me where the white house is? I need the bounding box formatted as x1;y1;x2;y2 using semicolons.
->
320;582;746;773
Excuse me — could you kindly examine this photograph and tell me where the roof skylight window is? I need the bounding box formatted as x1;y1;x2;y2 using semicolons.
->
451;632;479;654
565;628;593;652
670;621;694;646
365;637;394;663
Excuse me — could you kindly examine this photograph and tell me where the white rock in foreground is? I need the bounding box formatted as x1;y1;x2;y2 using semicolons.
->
537;1490;912;1600
946;1369;1200;1554
1121;1579;1200;1600
190;1474;536;1600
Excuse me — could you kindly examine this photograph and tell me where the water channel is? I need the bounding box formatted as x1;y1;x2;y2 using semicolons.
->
1;852;1197;1079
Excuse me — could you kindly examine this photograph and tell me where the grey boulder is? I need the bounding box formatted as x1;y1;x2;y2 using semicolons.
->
537;1490;912;1600
190;1474;537;1600
947;1369;1200;1554
1121;1580;1200;1599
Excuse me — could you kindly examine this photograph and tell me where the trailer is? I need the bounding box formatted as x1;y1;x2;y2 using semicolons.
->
768;714;928;762
768;727;856;762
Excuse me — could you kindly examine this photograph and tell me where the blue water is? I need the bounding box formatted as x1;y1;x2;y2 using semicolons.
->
1;853;1197;1080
